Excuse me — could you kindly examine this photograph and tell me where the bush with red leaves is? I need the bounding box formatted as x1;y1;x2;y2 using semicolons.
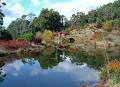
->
0;40;30;49
94;23;103;29
34;38;42;45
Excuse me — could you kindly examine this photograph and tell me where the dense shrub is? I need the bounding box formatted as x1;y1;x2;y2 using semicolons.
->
17;33;34;41
34;31;42;44
103;21;113;32
111;19;120;26
107;60;120;72
43;30;53;43
34;30;54;45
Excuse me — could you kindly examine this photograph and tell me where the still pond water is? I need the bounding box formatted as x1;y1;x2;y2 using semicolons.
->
0;47;119;87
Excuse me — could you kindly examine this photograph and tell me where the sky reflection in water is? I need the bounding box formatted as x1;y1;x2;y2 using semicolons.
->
0;58;99;87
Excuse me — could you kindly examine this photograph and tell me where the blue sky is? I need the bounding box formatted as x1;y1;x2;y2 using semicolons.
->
1;0;116;27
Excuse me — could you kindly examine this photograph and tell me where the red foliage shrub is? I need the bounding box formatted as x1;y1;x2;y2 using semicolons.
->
34;38;42;45
0;40;30;49
94;23;103;29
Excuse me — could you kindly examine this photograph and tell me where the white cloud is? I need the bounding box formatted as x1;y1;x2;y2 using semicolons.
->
2;0;116;27
52;61;99;82
48;2;90;19
3;60;24;77
30;59;99;82
2;3;25;27
2;58;99;83
43;0;116;19
3;17;16;27
9;3;24;17
30;0;41;6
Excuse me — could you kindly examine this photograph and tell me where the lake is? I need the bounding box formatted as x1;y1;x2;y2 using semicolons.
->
0;46;119;87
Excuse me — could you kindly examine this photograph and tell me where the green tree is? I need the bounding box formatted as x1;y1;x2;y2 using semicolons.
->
7;15;32;38
32;8;62;32
87;10;98;23
0;1;6;29
70;12;88;28
0;30;12;40
70;0;120;27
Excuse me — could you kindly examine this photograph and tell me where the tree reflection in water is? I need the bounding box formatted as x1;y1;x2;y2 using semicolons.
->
0;62;6;83
22;58;36;65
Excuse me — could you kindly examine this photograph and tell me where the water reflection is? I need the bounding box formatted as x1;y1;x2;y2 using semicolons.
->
0;58;99;87
0;62;6;83
0;46;119;87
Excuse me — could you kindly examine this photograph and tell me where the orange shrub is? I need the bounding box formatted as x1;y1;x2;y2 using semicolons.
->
107;60;120;72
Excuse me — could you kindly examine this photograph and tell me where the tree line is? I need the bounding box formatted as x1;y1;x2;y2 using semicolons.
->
70;0;120;27
1;0;120;40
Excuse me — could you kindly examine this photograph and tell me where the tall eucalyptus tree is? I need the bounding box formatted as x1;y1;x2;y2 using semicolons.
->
0;0;6;29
